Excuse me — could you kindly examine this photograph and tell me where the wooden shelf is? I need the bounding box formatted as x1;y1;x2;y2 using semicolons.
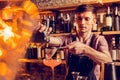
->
103;0;120;4
19;58;66;64
50;31;120;37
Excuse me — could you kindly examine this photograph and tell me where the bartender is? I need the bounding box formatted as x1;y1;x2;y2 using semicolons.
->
37;4;112;80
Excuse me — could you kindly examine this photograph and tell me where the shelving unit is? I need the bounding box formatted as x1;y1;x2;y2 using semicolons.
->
50;31;120;36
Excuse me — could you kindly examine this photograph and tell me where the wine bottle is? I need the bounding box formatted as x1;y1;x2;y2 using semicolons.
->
64;13;72;33
105;6;112;31
42;15;47;26
50;16;56;33
114;6;120;31
59;13;65;33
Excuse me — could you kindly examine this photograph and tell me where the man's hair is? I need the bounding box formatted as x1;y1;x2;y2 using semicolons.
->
76;4;97;15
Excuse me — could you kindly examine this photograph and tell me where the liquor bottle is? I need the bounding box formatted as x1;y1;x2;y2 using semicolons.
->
42;15;47;26
114;6;120;31
50;16;56;33
111;37;117;61
32;43;38;59
26;43;32;59
105;6;112;31
59;13;65;33
36;43;42;59
64;13;72;33
41;46;45;59
115;35;119;48
57;49;65;60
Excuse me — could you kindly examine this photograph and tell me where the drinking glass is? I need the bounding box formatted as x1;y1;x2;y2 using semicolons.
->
71;72;80;80
77;76;88;80
43;47;62;80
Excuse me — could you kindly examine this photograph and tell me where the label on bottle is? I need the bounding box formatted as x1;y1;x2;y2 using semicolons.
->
106;16;112;27
37;46;41;59
111;49;117;61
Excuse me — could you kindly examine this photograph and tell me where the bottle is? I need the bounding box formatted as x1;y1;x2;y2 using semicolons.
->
42;15;47;26
105;6;112;31
36;43;42;59
50;16;56;33
26;43;32;59
64;13;72;33
57;49;65;60
41;46;45;59
115;35;119;48
59;13;65;33
32;43;38;59
114;6;120;31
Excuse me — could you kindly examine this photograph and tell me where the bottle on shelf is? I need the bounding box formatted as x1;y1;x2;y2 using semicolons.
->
50;16;56;34
26;43;33;59
114;6;120;31
104;6;112;31
64;13;72;33
42;15;47;26
36;43;42;59
26;43;37;59
58;13;65;33
115;35;119;48
111;37;117;61
57;49;65;60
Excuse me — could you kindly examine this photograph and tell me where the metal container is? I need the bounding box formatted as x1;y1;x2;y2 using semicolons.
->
104;62;117;80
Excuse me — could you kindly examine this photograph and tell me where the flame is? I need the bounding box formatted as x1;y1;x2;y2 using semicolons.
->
0;62;7;76
0;48;3;58
0;0;39;80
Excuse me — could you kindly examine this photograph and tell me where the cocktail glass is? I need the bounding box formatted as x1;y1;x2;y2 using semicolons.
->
43;47;62;80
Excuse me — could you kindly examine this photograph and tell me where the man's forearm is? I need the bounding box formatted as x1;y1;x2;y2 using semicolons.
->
84;45;112;64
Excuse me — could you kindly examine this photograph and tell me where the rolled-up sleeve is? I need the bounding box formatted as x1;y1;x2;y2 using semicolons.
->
97;36;109;52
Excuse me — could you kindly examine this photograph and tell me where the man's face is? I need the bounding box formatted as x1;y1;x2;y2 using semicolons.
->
76;11;96;33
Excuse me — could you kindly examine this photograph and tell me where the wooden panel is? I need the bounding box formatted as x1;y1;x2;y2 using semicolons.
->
50;31;120;37
103;0;120;3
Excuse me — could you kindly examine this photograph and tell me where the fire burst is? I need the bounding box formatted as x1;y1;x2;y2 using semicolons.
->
0;0;39;80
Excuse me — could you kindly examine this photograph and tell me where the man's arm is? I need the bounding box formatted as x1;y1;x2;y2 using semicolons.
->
66;36;112;64
84;45;112;64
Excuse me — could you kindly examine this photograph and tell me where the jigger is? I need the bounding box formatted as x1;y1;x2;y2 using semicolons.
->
104;62;117;80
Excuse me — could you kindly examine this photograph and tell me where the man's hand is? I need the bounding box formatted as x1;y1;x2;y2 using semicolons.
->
30;23;52;43
66;41;86;55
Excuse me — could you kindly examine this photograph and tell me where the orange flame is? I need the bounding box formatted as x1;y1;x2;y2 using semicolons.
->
0;0;39;80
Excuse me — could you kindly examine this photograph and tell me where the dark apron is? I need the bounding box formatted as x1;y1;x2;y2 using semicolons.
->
66;34;96;80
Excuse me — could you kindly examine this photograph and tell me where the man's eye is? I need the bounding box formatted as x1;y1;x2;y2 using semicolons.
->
85;17;90;21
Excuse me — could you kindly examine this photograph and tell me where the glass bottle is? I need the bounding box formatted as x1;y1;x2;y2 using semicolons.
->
105;6;112;31
114;6;120;31
64;13;72;33
50;16;56;33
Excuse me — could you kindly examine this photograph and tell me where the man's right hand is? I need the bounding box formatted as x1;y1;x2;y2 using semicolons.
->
30;23;52;43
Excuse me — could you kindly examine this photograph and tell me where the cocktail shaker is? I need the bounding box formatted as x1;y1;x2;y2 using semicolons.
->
104;62;117;80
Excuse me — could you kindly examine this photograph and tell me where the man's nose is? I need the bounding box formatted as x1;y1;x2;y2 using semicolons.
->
81;19;85;24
